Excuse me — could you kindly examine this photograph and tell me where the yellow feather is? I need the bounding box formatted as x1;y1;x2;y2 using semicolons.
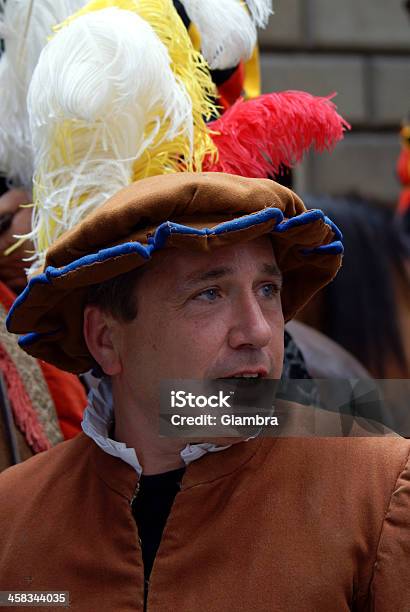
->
28;0;221;266
55;0;219;178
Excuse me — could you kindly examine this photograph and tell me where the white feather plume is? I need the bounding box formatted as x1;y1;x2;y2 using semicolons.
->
0;0;85;189
180;0;257;70
245;0;273;28
27;7;193;273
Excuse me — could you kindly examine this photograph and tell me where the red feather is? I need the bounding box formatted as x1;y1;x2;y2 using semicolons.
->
204;91;351;178
397;145;410;186
397;147;410;214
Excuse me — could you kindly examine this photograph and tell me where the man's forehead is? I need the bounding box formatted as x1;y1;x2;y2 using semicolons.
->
182;261;281;285
149;236;281;285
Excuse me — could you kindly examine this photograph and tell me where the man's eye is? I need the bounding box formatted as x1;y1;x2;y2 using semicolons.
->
194;288;221;302
260;283;281;298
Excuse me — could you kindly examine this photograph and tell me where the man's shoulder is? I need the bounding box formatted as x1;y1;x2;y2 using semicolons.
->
275;435;410;460
0;433;92;502
262;436;410;486
291;435;410;459
258;437;410;546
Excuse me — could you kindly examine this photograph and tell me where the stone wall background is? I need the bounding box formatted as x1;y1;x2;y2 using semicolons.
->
259;0;410;204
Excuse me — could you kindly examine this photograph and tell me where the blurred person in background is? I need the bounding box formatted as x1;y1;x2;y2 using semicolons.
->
0;3;90;469
0;186;87;471
0;186;32;293
297;195;410;380
0;108;86;473
286;319;371;379
397;121;410;234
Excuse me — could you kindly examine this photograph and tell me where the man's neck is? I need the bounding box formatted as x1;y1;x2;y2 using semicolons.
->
115;420;185;475
112;379;186;475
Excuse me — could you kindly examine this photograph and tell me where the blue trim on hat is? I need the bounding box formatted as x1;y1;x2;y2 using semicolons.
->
152;208;285;248
274;209;323;232
301;240;344;255
7;242;152;331
7;208;343;343
18;328;61;348
323;216;343;241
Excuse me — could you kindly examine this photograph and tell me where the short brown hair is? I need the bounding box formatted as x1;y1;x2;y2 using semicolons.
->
85;266;144;322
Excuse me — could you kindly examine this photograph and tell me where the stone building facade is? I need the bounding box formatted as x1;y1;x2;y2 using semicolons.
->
260;0;410;204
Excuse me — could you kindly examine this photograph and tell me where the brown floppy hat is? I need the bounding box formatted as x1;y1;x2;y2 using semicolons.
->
7;172;343;373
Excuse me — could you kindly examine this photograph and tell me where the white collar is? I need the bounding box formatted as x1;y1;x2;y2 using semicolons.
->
81;377;230;476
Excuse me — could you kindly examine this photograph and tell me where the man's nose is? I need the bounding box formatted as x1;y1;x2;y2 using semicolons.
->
228;293;273;350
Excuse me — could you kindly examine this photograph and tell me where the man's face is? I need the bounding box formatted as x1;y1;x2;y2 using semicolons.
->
109;235;285;410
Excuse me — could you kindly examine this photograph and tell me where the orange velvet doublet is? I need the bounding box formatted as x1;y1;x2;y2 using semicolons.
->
0;433;409;611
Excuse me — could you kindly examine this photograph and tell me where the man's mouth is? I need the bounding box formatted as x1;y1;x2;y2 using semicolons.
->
218;369;268;379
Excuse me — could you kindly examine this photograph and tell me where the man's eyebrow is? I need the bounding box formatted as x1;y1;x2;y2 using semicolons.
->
261;263;282;280
182;266;234;289
181;262;282;290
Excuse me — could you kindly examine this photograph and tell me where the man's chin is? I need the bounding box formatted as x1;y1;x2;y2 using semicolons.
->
186;436;248;447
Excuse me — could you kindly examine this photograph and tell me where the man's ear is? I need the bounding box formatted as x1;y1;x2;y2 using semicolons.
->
83;305;122;376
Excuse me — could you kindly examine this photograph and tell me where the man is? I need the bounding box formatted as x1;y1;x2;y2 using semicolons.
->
1;172;409;611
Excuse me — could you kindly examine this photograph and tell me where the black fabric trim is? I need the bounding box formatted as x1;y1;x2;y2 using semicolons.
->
172;0;191;28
